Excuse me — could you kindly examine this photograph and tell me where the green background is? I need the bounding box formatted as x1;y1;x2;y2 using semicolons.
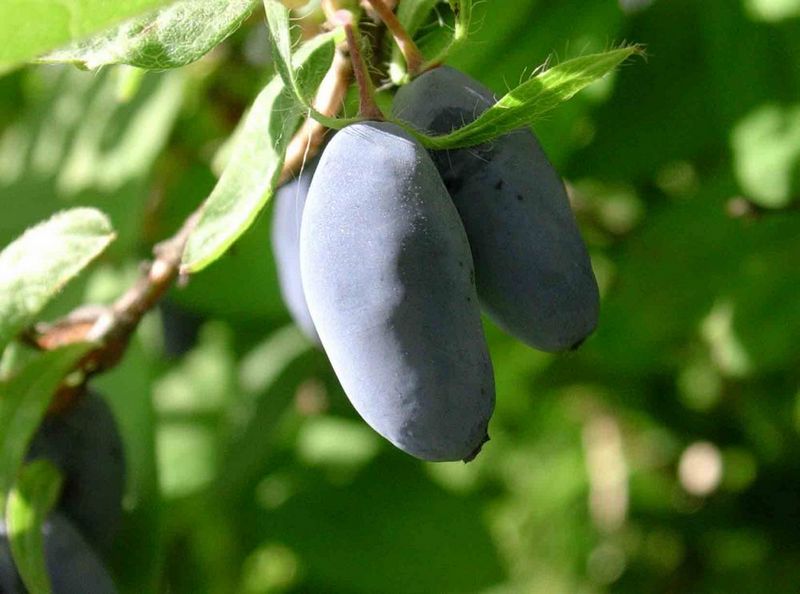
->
2;0;800;592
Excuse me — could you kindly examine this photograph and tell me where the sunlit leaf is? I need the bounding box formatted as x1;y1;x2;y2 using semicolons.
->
40;0;258;70
0;208;115;352
405;46;642;150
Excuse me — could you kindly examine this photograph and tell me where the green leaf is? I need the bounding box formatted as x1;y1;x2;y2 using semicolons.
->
39;0;258;70
264;1;359;129
407;46;642;150
0;0;176;70
0;344;90;515
0;208;115;353
181;33;335;273
6;460;64;594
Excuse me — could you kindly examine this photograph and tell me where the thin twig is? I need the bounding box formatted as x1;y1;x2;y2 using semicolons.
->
29;212;201;390
23;210;200;413
92;212;199;342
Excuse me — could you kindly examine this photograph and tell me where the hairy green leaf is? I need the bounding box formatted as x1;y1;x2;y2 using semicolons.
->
0;0;175;70
39;0;258;70
0;344;90;515
408;46;642;150
181;33;335;273
6;461;64;594
0;208;115;353
264;1;359;129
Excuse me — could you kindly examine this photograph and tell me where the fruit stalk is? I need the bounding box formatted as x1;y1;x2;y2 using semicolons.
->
335;10;382;120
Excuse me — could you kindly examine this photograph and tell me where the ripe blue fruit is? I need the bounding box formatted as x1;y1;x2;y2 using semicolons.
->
271;155;322;344
392;66;600;352
300;121;495;462
0;514;117;594
27;392;125;555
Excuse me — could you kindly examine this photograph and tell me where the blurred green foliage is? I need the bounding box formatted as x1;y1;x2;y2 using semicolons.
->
1;0;800;593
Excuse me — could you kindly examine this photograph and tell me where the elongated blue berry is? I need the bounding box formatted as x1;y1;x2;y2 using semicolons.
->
300;122;495;462
393;67;600;352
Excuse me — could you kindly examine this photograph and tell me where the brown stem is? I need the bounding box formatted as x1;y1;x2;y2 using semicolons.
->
28;210;201;404
362;0;423;75
336;13;382;120
97;211;199;342
280;49;352;183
